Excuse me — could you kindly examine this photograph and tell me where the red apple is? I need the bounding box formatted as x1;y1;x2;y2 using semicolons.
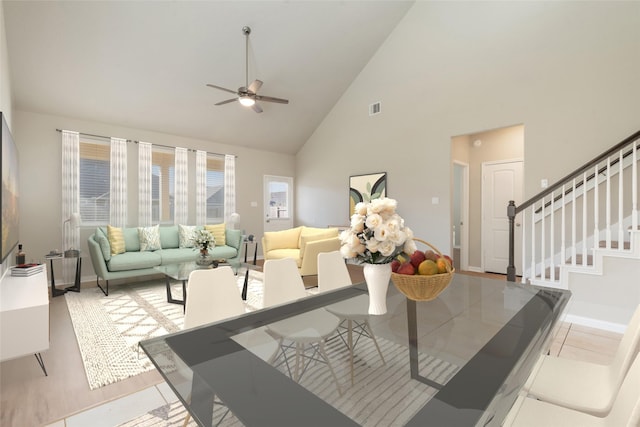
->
397;262;416;275
391;259;401;272
410;250;426;268
443;255;453;266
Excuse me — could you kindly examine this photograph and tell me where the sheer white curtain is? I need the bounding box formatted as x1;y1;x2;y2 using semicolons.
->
174;147;189;224
195;150;207;226
224;154;236;223
138;141;153;226
110;138;128;227
61;130;80;281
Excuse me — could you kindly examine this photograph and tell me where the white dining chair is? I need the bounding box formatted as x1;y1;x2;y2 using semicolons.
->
181;267;279;427
503;352;640;426
262;258;343;395
523;304;640;417
317;251;386;385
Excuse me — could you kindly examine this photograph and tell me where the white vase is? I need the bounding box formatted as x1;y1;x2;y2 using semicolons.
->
363;263;392;315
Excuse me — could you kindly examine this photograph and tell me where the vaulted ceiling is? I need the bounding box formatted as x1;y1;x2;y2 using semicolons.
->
3;1;413;154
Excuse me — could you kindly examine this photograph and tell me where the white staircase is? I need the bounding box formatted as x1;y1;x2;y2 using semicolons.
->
509;131;639;332
559;229;640;332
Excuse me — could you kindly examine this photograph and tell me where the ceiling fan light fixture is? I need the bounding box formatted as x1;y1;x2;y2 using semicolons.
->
238;95;255;107
206;26;288;113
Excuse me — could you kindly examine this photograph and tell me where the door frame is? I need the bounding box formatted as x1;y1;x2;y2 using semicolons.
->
453;161;469;271
481;158;524;273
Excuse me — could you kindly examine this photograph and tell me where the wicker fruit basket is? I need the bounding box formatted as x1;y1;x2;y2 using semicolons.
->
391;238;455;301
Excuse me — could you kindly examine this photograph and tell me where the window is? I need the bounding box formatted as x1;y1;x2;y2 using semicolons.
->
152;147;175;223
268;180;290;219
79;140;110;224
206;154;225;223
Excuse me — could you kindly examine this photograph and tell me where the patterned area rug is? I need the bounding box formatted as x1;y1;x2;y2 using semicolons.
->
117;334;459;427
65;270;266;390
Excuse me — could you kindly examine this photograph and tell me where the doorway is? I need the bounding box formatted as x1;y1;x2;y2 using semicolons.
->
263;175;294;233
453;161;469;271
451;124;524;274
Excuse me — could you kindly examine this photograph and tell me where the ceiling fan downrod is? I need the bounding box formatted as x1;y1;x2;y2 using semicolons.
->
243;26;251;90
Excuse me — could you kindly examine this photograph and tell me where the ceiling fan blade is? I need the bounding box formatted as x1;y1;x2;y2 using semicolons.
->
248;79;263;94
215;98;238;106
206;84;238;95
256;94;289;104
251;103;263;113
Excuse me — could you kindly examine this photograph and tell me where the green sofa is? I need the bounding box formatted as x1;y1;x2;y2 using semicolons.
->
87;225;242;295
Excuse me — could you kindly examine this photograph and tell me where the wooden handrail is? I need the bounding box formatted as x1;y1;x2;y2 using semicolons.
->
515;130;640;215
534;140;640;213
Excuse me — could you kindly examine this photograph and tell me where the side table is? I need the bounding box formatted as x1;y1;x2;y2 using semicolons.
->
244;238;258;265
45;251;82;298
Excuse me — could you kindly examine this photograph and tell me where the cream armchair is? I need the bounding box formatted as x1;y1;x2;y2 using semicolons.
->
261;226;341;276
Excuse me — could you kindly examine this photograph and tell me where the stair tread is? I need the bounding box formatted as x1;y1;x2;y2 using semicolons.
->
599;240;631;250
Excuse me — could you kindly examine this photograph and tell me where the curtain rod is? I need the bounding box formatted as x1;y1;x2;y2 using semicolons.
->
55;128;237;158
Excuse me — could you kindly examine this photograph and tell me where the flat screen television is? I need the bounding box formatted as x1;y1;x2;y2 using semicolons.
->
1;112;19;264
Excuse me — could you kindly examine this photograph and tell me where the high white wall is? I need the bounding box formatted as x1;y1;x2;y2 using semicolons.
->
13;110;295;281
296;1;640;255
0;0;11;126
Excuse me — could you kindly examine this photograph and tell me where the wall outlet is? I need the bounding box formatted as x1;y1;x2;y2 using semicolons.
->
250;201;258;207
432;197;439;205
541;179;548;189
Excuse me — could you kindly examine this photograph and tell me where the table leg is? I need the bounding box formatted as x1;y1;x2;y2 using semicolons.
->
65;257;82;292
407;298;443;390
182;280;187;313
242;269;249;300
166;276;185;307
253;242;258;265
50;259;66;297
190;374;215;427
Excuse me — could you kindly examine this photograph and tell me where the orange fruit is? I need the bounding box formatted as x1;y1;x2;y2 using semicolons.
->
436;258;450;274
418;260;438;275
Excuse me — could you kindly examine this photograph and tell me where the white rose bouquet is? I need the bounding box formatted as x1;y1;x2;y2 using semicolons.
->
340;197;417;264
194;229;215;252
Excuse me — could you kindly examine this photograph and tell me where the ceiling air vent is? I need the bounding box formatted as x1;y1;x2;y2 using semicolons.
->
369;102;381;116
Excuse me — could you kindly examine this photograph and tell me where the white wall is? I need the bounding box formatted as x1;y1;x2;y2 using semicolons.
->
0;0;13;276
13;110;295;282
296;1;640;255
0;0;11;126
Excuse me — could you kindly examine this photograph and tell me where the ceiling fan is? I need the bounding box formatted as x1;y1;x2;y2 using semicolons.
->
206;26;289;113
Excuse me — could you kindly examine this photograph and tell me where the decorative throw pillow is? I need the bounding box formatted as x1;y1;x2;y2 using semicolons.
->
205;223;226;246
264;226;302;252
107;225;125;255
178;224;197;248
138;224;162;251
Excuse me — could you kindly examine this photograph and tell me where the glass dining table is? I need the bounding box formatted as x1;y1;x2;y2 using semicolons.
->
140;273;570;427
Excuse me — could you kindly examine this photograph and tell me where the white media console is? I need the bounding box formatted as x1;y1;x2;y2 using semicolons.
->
0;267;49;375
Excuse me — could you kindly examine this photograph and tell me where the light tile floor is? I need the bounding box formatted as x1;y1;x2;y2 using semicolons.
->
45;322;622;427
45;382;179;427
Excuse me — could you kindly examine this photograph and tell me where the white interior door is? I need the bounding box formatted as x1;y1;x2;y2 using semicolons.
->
482;160;523;274
263;175;294;233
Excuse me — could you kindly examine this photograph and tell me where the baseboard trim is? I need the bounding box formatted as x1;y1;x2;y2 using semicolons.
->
564;314;626;334
466;266;483;273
